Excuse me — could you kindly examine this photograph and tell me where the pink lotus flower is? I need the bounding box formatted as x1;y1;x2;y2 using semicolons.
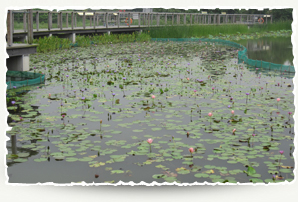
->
231;110;234;114
232;129;236;133
147;138;153;144
208;112;213;117
62;115;65;118
194;90;197;93
277;98;281;102
189;147;194;153
49;93;51;97
151;95;155;99
187;78;190;81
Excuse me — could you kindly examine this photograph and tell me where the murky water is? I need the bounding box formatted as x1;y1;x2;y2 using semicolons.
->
6;40;295;184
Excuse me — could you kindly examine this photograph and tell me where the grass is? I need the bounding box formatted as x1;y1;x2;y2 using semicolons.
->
31;32;151;53
145;20;292;38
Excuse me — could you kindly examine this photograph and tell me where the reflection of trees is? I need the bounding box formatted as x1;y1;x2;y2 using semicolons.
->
238;37;293;65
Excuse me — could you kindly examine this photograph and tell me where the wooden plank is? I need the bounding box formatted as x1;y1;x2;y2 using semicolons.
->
71;12;74;29
83;12;86;29
138;13;140;27
23;12;27;32
27;9;33;44
7;10;13;46
36;11;39;31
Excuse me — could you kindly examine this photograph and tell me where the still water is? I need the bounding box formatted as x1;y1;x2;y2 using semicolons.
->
236;36;293;66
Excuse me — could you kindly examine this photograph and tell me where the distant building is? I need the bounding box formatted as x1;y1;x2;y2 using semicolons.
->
143;8;153;13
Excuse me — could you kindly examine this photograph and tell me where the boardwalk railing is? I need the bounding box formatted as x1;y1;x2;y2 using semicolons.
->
7;9;271;46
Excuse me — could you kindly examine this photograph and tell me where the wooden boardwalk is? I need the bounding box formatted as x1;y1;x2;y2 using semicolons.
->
7;10;271;45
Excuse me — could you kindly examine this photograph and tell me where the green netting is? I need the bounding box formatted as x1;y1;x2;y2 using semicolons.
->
151;38;295;73
6;71;45;90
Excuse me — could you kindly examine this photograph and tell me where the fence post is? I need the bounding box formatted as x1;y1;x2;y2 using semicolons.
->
23;12;27;32
27;9;33;44
48;11;51;30
117;12;120;28
66;13;68;28
106;12;109;28
83;12;86;29
75;12;77;27
71;12;74;30
184;13;186;24
190;14;192;25
93;12;96;29
7;10;13;46
36;11;39;31
60;12;63;30
138;12;141;27
271;15;273;23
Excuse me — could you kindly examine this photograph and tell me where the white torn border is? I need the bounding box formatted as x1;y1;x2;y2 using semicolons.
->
3;5;296;186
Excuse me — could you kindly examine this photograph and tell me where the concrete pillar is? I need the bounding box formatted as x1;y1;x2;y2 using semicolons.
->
69;33;75;43
6;55;30;71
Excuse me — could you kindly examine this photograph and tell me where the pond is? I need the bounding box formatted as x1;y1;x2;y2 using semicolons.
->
6;40;295;184
236;36;293;66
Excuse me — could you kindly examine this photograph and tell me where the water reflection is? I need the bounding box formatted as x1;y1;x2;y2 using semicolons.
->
237;36;293;66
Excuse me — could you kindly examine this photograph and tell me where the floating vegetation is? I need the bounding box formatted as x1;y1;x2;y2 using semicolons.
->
6;37;294;184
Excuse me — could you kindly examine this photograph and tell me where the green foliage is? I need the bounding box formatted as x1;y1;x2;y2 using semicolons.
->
32;32;151;53
146;21;292;39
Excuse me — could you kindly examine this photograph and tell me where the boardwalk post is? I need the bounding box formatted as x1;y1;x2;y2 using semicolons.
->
60;12;63;30
247;15;248;24
240;15;242;24
172;14;174;25
190;14;192;25
7;10;13;46
83;12;86;29
117;12;120;28
157;13;159;26
48;11;51;30
28;9;33;44
253;14;255;24
23;12;27;32
266;14;267;24
93;12;96;29
106;12;109;28
58;12;61;28
128;12;130;27
11;11;15;34
89;15;92;27
35;11;39;31
71;12;74;30
165;13;167;25
75;12;77;27
66;13;68;28
184;14;186;24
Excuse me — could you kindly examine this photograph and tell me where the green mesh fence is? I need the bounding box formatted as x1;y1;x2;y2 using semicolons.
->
151;38;295;73
6;71;45;90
